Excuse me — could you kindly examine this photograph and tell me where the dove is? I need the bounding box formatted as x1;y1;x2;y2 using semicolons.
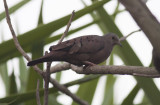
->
27;33;121;67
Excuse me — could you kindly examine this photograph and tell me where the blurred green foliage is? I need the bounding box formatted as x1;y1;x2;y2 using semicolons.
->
0;0;159;105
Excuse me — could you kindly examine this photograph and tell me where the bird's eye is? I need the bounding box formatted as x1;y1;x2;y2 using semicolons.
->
112;37;115;40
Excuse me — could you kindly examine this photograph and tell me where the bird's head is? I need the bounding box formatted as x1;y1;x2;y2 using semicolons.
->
105;33;122;46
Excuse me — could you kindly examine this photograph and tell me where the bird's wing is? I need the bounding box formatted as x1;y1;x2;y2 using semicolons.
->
76;35;104;54
49;35;104;54
49;39;75;51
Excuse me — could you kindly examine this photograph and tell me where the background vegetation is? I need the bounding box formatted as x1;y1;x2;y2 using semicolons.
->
0;0;159;105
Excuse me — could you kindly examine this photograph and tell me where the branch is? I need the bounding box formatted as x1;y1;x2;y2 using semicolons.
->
119;29;141;42
44;52;51;105
64;75;101;87
50;62;70;73
119;0;160;54
49;78;89;105
36;80;41;105
3;0;43;76
71;65;160;78
3;1;88;105
49;11;89;105
58;10;75;44
119;0;160;72
3;0;30;61
49;62;160;78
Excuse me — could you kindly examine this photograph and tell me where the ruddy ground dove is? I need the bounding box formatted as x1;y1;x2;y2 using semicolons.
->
27;33;121;67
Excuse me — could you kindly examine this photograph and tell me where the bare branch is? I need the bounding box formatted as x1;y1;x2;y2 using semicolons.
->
49;78;89;105
71;65;160;78
3;1;88;105
3;0;30;61
36;80;41;105
3;0;43;75
50;62;70;73
119;0;160;54
58;10;75;44
44;52;51;105
119;29;141;42
49;62;160;78
64;75;101;87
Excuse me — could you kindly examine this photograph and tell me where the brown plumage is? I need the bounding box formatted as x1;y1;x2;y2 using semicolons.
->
27;33;121;67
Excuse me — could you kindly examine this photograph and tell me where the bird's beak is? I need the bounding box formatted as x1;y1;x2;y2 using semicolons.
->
117;41;122;47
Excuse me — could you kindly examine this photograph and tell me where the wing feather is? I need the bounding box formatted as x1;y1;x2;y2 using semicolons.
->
49;40;74;51
77;35;104;53
49;35;104;54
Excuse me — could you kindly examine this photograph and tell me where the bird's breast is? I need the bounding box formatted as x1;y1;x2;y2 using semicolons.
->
88;45;113;64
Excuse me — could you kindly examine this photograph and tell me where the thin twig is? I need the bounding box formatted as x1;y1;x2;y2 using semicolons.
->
119;29;141;42
44;52;51;105
50;78;89;105
119;0;160;54
58;10;75;44
64;75;101;87
3;0;30;61
49;10;89;104
36;80;41;105
50;10;89;104
3;0;43;76
3;1;88;104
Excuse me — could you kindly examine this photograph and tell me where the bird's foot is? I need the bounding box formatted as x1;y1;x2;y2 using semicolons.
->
83;61;96;70
83;61;96;66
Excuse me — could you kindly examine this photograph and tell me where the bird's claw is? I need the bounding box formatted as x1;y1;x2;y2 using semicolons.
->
83;61;96;70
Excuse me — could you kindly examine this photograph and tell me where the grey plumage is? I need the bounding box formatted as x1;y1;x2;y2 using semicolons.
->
27;33;121;67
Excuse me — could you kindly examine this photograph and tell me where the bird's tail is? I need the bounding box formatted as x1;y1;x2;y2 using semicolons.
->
27;58;43;66
27;53;52;66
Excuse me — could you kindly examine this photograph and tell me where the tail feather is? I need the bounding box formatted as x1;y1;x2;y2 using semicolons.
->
27;51;66;66
27;58;44;66
27;53;52;66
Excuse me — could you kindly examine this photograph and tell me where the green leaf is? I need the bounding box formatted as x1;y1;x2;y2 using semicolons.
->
0;0;30;21
48;94;62;105
71;2;111;104
0;75;100;104
102;53;116;105
19;56;28;93
9;71;17;95
135;77;160;105
46;20;98;44
8;72;18;105
72;75;99;105
111;1;123;20
55;72;62;82
121;84;140;105
102;75;116;105
25;42;44;105
81;0;109;34
37;0;44;25
140;95;152;105
95;7;160;105
25;2;44;104
0;63;10;95
0;0;109;64
0;20;98;65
